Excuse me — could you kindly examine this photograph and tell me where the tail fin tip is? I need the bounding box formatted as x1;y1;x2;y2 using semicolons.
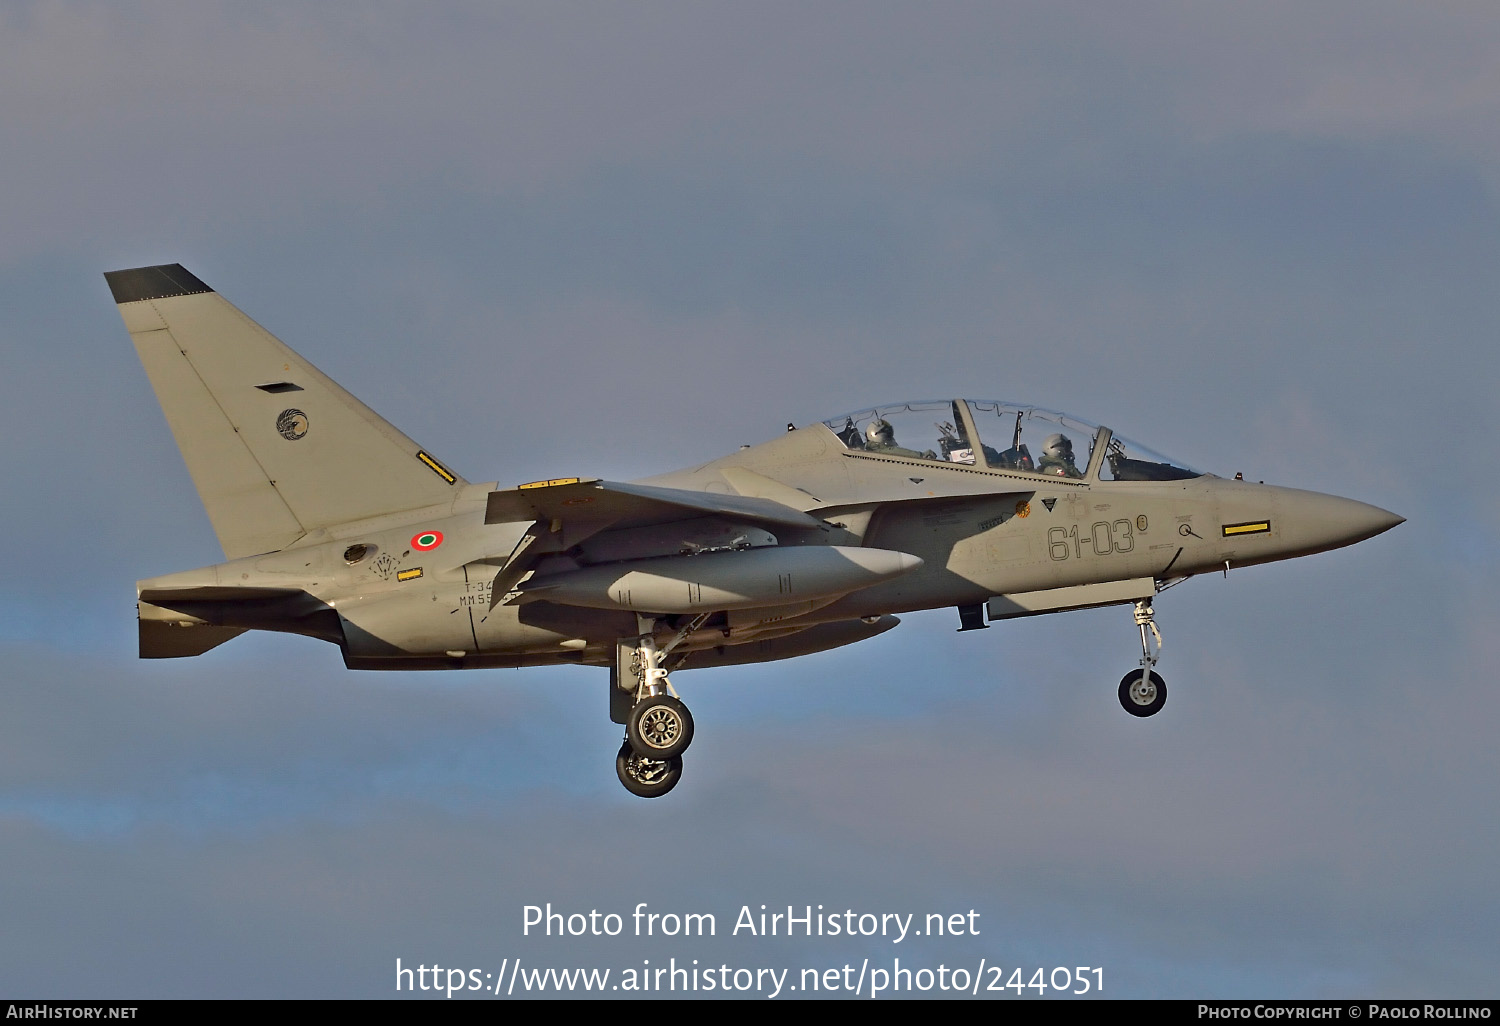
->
104;264;214;304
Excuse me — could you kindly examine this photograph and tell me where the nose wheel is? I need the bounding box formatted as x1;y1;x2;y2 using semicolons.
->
1118;598;1167;717
1119;668;1166;716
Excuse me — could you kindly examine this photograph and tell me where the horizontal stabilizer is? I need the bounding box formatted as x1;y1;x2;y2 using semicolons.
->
136;584;341;656
138;585;331;626
139;620;246;659
139;586;310;605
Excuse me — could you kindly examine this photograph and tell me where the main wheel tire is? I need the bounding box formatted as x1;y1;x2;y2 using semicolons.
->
616;740;683;798
1118;669;1167;717
627;694;694;759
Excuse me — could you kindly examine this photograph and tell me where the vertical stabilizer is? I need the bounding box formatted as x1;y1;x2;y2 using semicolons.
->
107;264;468;558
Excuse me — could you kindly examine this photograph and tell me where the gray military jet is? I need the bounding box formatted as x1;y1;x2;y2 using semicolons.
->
108;264;1403;798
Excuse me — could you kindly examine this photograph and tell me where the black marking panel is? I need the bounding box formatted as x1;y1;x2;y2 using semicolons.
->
104;264;214;303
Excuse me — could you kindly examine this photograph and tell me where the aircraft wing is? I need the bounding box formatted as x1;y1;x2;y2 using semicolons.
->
482;479;825;607
484;479;824;531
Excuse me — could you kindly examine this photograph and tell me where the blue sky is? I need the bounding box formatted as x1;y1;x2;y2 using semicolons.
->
0;1;1495;998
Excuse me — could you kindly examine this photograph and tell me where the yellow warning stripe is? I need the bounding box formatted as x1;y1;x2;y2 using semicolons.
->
397;567;424;582
519;477;581;490
1222;521;1271;537
416;451;456;484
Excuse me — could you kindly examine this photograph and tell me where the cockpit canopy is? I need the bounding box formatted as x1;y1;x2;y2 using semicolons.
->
821;399;1204;482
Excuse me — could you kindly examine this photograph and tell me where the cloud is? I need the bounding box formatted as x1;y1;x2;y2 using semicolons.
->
8;1;1499;259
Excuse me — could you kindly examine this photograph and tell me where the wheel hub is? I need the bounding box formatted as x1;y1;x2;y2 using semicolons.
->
625;753;670;784
638;708;681;748
1129;676;1157;705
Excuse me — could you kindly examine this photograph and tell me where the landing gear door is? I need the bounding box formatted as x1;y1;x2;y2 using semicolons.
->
611;638;643;724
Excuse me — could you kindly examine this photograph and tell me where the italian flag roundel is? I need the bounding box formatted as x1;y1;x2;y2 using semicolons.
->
411;530;444;551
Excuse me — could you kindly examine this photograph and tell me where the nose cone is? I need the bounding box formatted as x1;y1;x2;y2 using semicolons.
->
1270;489;1404;559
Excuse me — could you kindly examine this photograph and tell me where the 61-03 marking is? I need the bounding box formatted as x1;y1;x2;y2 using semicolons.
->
1048;520;1137;561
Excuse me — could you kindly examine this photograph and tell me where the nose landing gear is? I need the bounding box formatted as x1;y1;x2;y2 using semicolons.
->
1118;598;1167;717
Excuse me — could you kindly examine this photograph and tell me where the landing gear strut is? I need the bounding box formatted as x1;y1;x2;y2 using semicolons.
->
613;614;706;796
1118;598;1167;717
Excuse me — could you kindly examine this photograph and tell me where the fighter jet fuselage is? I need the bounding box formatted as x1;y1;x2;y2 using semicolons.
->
139;438;1398;668
110;265;1402;797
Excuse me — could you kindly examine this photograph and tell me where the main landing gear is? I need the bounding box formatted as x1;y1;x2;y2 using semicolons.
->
1118;598;1167;717
613;614;704;798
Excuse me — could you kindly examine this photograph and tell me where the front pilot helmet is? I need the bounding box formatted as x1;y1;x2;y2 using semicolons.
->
866;419;895;445
1042;433;1073;461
